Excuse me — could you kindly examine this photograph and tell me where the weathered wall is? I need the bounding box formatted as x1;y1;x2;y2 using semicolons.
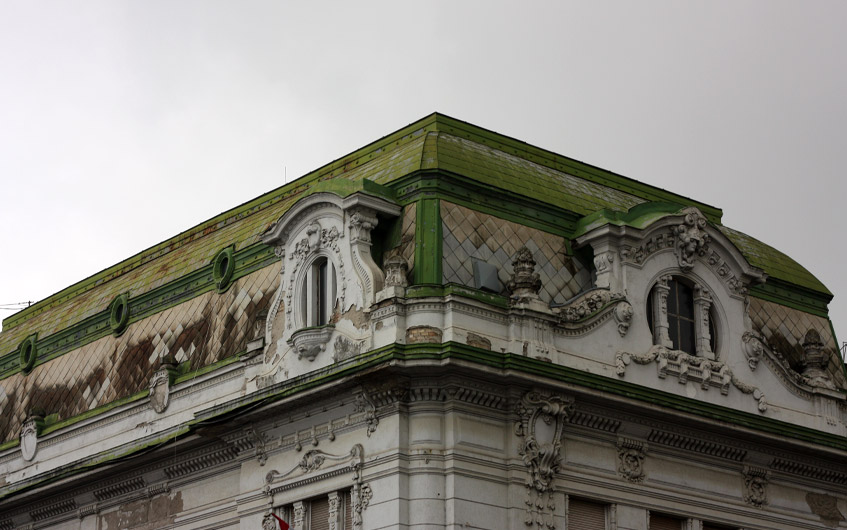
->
441;201;591;304
0;263;279;443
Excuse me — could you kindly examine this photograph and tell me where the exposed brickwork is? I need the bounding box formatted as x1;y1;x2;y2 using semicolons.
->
466;333;491;351
406;326;443;344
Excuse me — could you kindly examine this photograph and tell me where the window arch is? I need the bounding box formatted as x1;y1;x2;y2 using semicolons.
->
300;256;337;328
647;275;716;358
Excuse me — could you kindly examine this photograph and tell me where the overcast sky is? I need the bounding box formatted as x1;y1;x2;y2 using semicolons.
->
1;2;845;357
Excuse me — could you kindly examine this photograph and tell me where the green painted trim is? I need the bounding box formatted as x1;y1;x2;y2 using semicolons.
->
405;283;511;309
572;201;688;238
212;245;236;293
0;425;191;501
197;342;847;451
4;340;846;501
414;198;442;285
3;113;723;333
1;177;390;333
428;114;723;224
0;438;19;452
108;293;130;336
0;243;278;381
40;389;149;437
173;352;242;385
18;334;37;375
391;171;577;236
749;280;831;318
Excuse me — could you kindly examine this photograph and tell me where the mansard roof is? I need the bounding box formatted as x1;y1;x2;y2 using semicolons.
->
0;113;833;364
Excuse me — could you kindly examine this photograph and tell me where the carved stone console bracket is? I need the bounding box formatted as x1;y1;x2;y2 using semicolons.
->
616;345;768;413
515;390;575;530
552;288;633;337
742;465;769;508
355;390;379;437
617;437;648;483
288;325;335;362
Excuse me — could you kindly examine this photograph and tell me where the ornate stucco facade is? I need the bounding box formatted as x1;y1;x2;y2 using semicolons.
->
0;114;845;530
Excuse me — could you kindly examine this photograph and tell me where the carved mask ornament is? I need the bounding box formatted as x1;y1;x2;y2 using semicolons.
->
673;209;711;271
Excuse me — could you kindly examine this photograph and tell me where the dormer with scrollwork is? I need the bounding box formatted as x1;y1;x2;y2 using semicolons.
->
574;203;846;432
256;192;400;384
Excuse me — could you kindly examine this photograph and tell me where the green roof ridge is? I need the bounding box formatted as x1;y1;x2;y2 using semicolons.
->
6;113;831;333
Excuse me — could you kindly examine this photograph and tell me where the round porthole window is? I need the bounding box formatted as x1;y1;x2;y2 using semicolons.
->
212;246;235;292
19;334;38;374
109;293;130;335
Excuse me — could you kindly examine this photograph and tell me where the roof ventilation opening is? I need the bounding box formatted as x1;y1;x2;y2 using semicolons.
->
473;260;501;293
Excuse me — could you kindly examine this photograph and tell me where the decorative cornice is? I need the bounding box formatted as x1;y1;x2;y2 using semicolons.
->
93;477;146;501
30;498;77;521
770;458;847;485
163;446;239;479
568;410;621;433
4;342;847;506
647;429;747;462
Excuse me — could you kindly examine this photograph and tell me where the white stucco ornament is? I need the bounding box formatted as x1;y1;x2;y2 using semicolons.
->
257;192;400;383
149;359;176;414
20;416;40;462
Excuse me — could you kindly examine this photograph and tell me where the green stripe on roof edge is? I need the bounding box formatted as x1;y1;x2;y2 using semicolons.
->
4;113;726;332
428;114;723;222
572;201;689;238
2;180;394;331
7;341;845;477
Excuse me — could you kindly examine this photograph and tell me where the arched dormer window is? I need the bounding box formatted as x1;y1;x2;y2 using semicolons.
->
648;275;717;358
301;256;337;327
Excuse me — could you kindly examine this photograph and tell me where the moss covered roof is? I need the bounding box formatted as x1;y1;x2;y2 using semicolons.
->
719;225;830;295
0;113;832;356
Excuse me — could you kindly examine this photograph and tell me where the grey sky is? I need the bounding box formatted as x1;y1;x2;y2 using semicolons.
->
1;1;845;358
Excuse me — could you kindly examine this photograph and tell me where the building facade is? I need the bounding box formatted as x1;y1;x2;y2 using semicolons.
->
0;114;845;529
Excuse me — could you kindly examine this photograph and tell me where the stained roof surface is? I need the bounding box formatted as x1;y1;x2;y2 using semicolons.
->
0;113;831;355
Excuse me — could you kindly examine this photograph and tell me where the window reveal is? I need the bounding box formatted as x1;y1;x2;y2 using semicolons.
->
301;257;337;328
649;275;715;358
